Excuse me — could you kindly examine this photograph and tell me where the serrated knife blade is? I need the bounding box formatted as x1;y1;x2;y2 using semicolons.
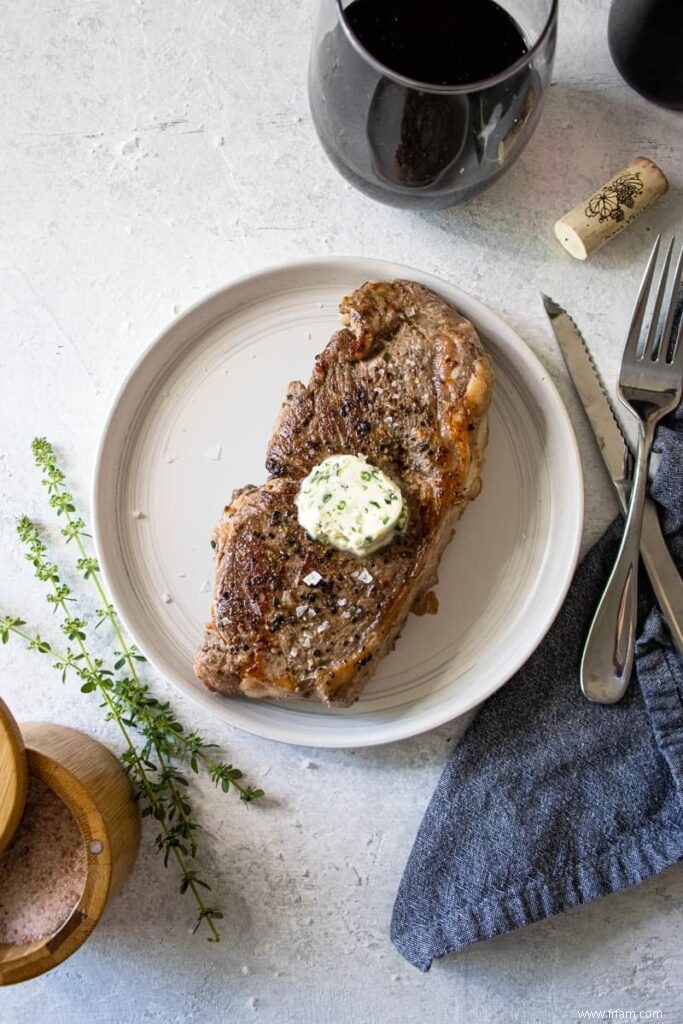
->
542;294;630;490
542;293;683;656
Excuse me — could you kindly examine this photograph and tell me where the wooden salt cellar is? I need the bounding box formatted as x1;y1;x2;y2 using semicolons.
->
554;157;669;260
0;702;27;856
0;699;141;985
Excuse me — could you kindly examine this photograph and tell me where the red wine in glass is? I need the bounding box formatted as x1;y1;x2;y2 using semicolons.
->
344;0;529;87
308;0;558;210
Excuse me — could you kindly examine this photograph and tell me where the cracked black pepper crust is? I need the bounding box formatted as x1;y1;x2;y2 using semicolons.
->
194;279;493;707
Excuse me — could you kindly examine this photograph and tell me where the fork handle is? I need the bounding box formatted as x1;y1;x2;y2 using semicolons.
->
581;419;655;704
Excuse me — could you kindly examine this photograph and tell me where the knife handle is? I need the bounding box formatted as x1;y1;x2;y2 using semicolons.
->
640;500;683;656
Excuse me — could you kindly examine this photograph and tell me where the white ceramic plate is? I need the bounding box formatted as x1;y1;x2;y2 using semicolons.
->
93;258;583;749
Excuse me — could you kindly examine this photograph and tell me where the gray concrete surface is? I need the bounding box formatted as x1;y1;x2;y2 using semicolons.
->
1;1;681;1021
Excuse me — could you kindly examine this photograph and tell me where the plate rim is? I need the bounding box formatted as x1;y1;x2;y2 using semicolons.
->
92;255;584;748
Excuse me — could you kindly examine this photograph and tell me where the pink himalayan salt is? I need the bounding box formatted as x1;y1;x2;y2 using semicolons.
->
0;774;86;945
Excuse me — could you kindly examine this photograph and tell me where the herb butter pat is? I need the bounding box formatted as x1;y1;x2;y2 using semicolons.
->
295;454;407;557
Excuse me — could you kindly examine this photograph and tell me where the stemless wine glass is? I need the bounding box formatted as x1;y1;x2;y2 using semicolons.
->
309;0;558;210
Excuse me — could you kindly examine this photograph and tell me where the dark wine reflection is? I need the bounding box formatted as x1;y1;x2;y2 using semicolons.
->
368;84;469;188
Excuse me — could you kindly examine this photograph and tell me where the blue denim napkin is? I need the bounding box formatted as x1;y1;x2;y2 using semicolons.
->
391;405;683;971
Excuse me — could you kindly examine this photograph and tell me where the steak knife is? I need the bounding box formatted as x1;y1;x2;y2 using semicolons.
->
542;294;683;656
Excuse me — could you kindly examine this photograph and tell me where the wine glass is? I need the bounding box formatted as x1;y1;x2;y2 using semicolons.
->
308;0;558;210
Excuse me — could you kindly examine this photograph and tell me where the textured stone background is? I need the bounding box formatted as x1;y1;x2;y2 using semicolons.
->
1;1;682;1021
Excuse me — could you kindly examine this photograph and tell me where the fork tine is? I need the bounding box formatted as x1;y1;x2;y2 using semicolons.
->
660;243;683;363
623;235;660;362
645;236;675;360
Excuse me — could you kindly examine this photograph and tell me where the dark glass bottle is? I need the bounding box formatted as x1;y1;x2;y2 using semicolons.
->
608;0;683;110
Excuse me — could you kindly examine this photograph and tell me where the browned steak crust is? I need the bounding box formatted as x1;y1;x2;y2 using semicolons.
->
194;280;493;707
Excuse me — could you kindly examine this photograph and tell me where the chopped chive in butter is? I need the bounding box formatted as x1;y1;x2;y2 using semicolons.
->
295;454;408;558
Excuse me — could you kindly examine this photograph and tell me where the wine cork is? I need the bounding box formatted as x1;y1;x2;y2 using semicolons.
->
554;157;668;260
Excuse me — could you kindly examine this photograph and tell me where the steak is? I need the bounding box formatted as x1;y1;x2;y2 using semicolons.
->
194;280;493;707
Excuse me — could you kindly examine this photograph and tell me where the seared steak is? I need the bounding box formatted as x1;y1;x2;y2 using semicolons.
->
195;280;493;707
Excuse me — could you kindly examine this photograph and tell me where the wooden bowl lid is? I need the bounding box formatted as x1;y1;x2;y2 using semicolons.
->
0;699;28;855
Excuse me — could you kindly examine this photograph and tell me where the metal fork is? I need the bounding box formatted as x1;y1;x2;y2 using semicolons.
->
582;236;683;704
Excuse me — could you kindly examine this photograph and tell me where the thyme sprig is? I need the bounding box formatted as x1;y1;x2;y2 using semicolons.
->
0;439;264;941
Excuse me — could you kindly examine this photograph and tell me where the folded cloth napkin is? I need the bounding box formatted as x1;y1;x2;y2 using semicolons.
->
391;404;683;971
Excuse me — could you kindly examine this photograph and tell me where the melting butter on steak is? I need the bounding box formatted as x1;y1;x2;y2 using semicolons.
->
194;280;493;707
